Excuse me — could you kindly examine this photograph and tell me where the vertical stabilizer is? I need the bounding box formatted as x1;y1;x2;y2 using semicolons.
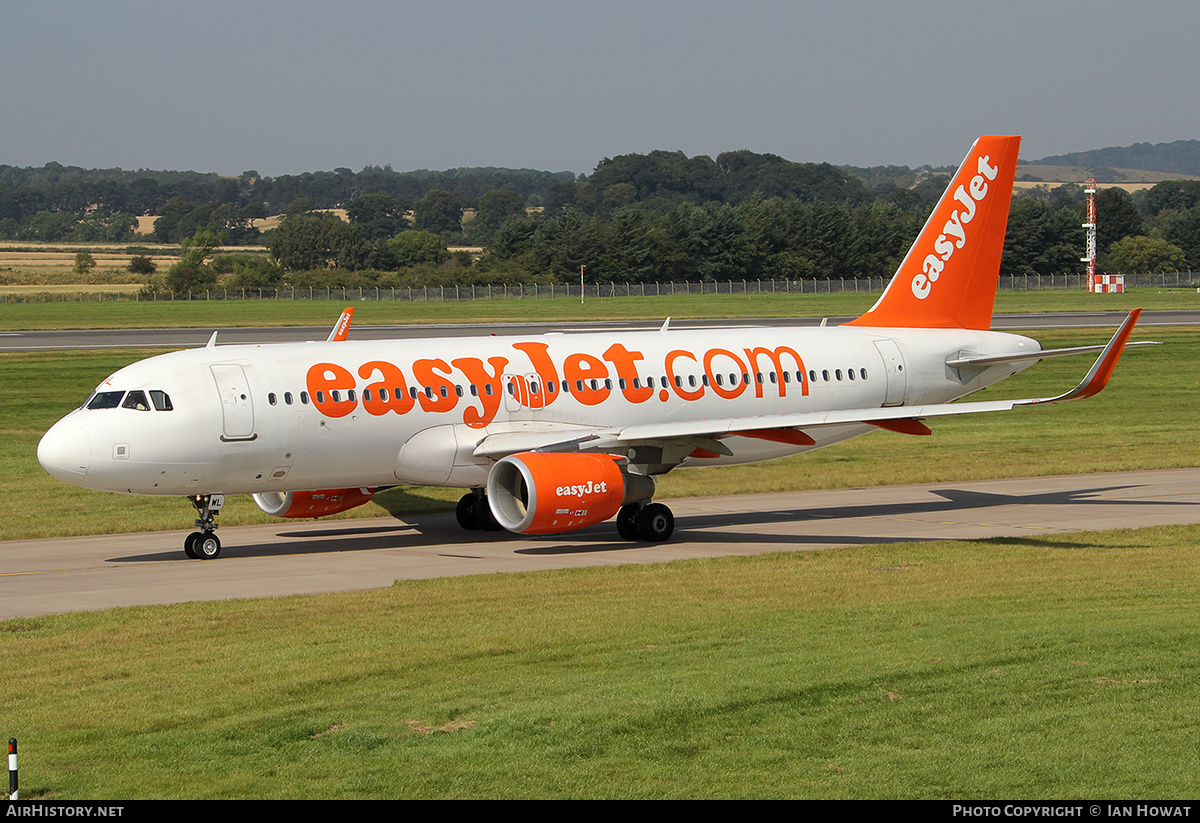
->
846;135;1021;330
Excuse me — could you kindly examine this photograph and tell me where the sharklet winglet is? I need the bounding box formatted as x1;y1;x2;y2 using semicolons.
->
327;307;355;342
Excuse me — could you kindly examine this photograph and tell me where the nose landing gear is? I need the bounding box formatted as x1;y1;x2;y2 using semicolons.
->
184;494;224;559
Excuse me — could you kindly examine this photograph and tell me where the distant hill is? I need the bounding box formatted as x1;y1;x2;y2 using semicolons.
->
1028;140;1200;177
846;140;1200;190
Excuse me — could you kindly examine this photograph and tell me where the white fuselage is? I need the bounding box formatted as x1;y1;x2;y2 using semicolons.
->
37;323;1041;497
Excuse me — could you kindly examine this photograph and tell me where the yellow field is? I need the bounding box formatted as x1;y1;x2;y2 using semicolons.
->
0;240;266;286
0;283;144;295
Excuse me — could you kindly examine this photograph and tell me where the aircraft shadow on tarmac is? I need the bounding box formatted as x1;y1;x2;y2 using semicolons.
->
116;481;1195;563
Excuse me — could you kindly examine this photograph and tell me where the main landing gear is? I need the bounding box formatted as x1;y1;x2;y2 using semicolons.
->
616;502;674;543
456;489;503;531
184;494;225;559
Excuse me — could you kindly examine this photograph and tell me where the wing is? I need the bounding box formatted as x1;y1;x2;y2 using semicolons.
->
472;310;1144;464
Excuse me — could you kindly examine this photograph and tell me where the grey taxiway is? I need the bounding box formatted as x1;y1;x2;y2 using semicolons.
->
3;468;1198;620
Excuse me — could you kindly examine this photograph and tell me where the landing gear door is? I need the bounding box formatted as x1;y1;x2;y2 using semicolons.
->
873;339;907;406
210;364;256;441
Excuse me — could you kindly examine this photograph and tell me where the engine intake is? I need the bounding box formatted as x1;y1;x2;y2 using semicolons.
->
487;452;655;535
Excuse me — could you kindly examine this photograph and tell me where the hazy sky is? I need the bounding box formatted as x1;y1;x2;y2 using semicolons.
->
2;1;1197;177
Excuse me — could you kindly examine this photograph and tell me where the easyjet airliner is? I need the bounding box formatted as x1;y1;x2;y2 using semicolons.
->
38;136;1148;558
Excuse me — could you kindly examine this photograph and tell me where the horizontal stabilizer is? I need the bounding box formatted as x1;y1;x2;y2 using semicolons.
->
947;339;1159;369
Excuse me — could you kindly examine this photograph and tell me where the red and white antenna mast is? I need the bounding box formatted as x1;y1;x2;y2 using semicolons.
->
1082;178;1097;289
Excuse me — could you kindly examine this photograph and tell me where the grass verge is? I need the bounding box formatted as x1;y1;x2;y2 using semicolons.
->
3;525;1198;798
3;287;1200;330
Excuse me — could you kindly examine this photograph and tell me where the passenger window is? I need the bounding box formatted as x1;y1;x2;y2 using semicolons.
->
268;392;278;405
284;392;293;405
122;391;150;411
300;392;310;404
150;390;174;411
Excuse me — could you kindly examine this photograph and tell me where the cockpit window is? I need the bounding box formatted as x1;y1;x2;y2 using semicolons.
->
122;390;151;411
86;391;125;410
149;390;173;411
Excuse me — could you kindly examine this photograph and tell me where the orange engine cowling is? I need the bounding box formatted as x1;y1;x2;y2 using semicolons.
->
251;488;375;518
486;452;655;535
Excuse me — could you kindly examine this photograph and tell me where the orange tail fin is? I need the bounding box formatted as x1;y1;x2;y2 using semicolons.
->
846;135;1021;330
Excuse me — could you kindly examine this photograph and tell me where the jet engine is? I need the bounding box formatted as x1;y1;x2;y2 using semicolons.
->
252;488;375;518
486;452;655;535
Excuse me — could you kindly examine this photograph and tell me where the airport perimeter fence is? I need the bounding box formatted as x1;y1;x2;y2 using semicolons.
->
4;271;1198;303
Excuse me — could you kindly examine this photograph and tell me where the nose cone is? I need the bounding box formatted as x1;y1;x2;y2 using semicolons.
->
38;419;91;482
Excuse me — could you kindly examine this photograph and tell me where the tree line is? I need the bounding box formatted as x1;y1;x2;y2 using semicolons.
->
3;151;1199;293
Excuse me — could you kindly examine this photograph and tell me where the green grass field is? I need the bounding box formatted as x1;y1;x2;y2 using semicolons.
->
3;299;1198;799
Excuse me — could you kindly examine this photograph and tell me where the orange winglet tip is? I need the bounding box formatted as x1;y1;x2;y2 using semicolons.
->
1058;308;1140;401
327;307;355;342
1025;309;1142;407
